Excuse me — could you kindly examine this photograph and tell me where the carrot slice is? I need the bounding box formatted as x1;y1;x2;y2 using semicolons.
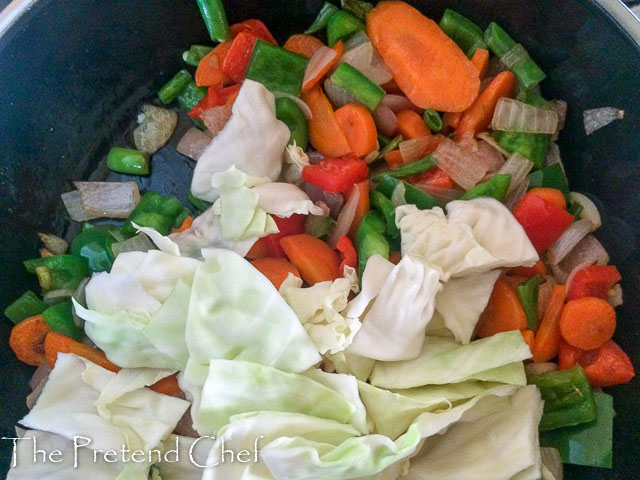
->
245;237;271;259
470;48;490;78
251;257;301;290
346;180;370;240
334;104;378;157
559;297;616;350
171;216;193;234
302;85;351;157
529;188;567;210
280;234;341;285
533;284;566;363
476;279;528;338
443;111;463;130
302;41;344;93
388;251;402;265
367;1;480;112
284;34;325;58
195;41;233;87
10;315;50;366
150;373;183;397
509;260;547;278
522;329;536;353
44;332;120;372
455;71;516;140
396;110;430;139
384;149;404;168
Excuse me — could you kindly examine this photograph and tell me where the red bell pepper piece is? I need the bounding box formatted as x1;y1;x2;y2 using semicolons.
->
560;339;635;388
513;192;574;253
230;19;277;45
336;235;357;275
302;154;369;193
263;214;306;258
567;265;622;301
222;23;277;84
405;167;454;189
189;84;241;120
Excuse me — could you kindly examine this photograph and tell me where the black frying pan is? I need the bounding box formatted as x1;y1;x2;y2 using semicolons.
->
0;0;638;478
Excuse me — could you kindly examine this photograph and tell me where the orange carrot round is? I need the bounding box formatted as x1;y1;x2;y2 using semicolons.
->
367;1;480;112
280;234;341;285
476;279;528;338
150;373;183;397
533;284;566;363
10;315;50;366
559;297;616;350
251;257;301;290
44;332;120;372
384;149;404;168
334;104;378;157
529;188;567;210
396;109;430;140
302;85;351;157
283;34;325;58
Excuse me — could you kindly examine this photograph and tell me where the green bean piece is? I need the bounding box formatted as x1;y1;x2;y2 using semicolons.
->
158;69;193;105
439;9;487;58
377;133;391;148
423;109;443;132
276;97;309;150
177;80;208;112
196;0;231;42
305;2;340;34
516;276;541;330
326;10;365;47
106;147;150;176
188;189;212;214
370;191;399;238
372;156;436;183
341;0;374;20
460;174;511;201
42;300;84;341
4;290;48;325
183;44;214;67
377;134;403;160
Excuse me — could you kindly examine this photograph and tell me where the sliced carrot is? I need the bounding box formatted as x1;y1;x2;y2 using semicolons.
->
367;2;480;112
559;297;616;350
522;329;536;353
195;41;233;87
302;41;344;93
455;71;516;140
251;257;301;290
443;111;463;130
246;237;271;259
280;234;341;285
396;110;430;139
502;274;529;288
384;149;404;168
406;166;453;189
346;180;370;239
558;339;584;370
529;188;567;210
389;251;402;265
10;315;50;366
284;33;325;58
476;279;528;338
334;104;378;157
381;78;403;94
509;260;548;278
533;284;566;363
470;48;490;78
150;373;183;397
171;216;193;234
44;332;120;372
336;236;357;274
302;85;352;157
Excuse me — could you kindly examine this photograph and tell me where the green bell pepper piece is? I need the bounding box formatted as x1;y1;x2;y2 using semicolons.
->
376;175;443;210
493;130;549;170
372;156;436;183
305;2;340;34
305;215;334;238
158;69;193;105
460;174;511;201
123;191;185;236
42;300;84;341
567;202;583;220
527;365;597;431
188;189;211;214
540;392;614;468
377;134;403;160
528;163;569;196
106;147;150;176
330;62;385;111
246;40;309;97
355;211;390;276
195;0;231;43
423;109;443;133
177;79;208;112
341;0;374;20
4;290;48;325
326;10;365;47
370;191;399;238
439;9;487;58
70;227;117;273
183;44;214;67
276;97;309;150
516;275;540;330
515;88;553;109
23;255;89;292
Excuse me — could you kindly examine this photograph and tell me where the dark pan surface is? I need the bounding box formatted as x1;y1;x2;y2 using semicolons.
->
0;0;638;477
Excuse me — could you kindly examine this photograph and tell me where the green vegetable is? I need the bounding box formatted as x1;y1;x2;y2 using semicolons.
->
176;79;208;112
70;228;117;273
275;97;309;149
540;392;614;468
245;40;309;97
516;276;540;330
42;300;84;341
567;202;584;220
372;156;435;183
305;2;340;34
376;175;442;210
355;211;390;276
305;215;334;238
326;10;365;47
527;365;597;431
23;255;89;292
157;69;192;105
106;147;150;176
330;62;385;111
182;44;214;67
4;290;48;325
422;109;443;133
123;191;185;236
195;0;231;43
460;174;511;201
484;22;546;89
370;191;399;238
173;207;192;230
439;9;487;58
377;133;391;148
492;130;549;170
515;88;552;109
341;0;374;20
528;163;570;196
377;134;403;160
188;189;212;214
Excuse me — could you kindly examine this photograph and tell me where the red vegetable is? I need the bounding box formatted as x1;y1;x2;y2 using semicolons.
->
513;192;574;253
189;84;240;120
406;167;453;189
280;234;341;285
222;27;276;84
230;19;277;45
336;236;357;275
567;265;621;301
263;214;306;258
302;154;369;193
558;339;635;388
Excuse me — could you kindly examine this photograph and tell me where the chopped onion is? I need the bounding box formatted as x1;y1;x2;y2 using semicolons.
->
504;178;530;211
549;263;570;285
477;140;505;173
537;275;557;321
372;104;398;137
525;362;558;376
486;57;508;77
544;142;566;176
43;289;75;306
497;152;534;194
324;78;361;109
307;150;325;165
73;181;140;219
608;283;623;308
432;137;487;190
61;190;99;222
477;132;510;157
583;107;624;135
363;150;379;164
29;362;51;390
274;91;313;120
560;234;610;271
380;94;422;114
302;46;339;92
565;261;599;293
551;100;568;133
337;41;393;85
72;277;89;328
39;248;54;258
569;192;601;231
343;30;370;51
26;376;48;409
415;184;463;204
177;127;212;161
327;185;359;247
133;104;178;154
304;181;344;218
492;97;559;134
202;105;232;137
399;136;430;163
546;219;593;265
540;448;564;480
38;232;68;254
111;233;155;256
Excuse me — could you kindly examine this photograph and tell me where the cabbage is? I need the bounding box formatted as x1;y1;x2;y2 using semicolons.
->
323;350;377;382
154;435;216;480
369;331;531;389
345;254;395;319
253;182;326;217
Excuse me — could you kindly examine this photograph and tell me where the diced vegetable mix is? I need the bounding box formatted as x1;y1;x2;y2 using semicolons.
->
3;1;635;478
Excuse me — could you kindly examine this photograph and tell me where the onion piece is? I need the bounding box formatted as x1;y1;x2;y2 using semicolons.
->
307;150;325;165
61;190;100;222
274;92;313;120
372;105;398;138
343;30;370;51
583;107;624;135
302;46;339;93
111;233;155;257
133;104;178;154
560;234;609;275
551;100;568;133
29;362;51;391
497;152;534;194
544;142;566;176
399;136;431;163
414;184;463;204
202;105;232;137
73;181;140;219
432;137;487;190
492;97;559;134
72;277;89;328
177;127;212;161
43;289;75;306
477;132;510;157
537;275;557;321
363;150;379;164
477;140;505;173
525;362;558;376
324;78;361;109
540;448;564;480
327;185;359;247
380;94;422;114
304;181;344;218
568;192;601;231
546;219;593;265
608;284;623;308
337;41;393;85
504;178;530;211
38;233;68;255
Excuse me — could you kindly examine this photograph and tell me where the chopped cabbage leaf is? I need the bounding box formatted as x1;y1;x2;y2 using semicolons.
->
154;435;216;480
345;254;395;319
253;182;326;217
323;350;377;382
